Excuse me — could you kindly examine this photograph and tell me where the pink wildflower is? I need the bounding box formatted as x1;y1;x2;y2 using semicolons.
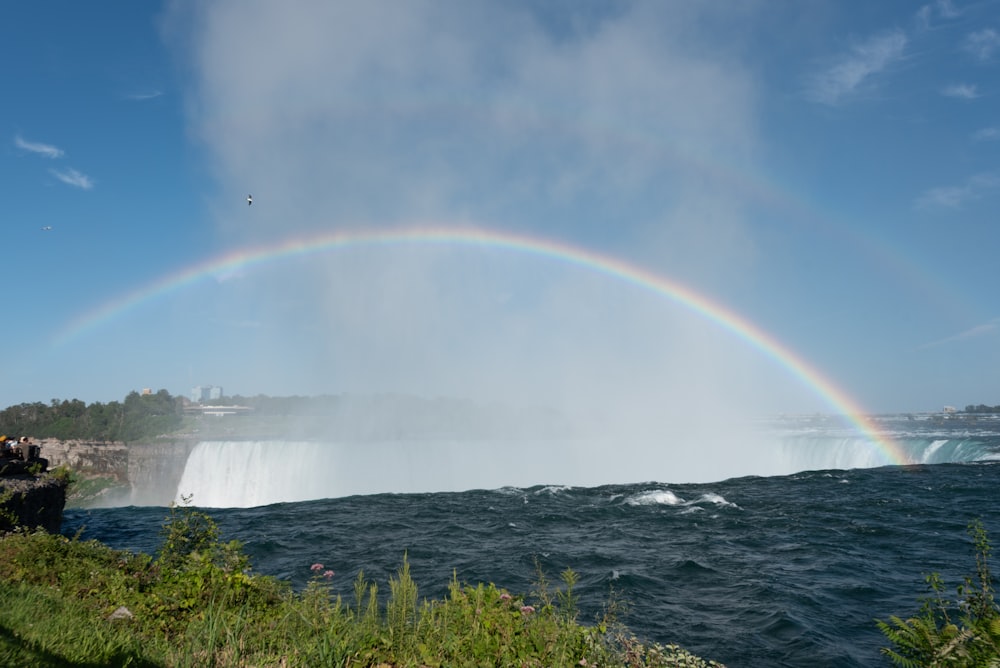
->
499;593;512;602
323;570;335;579
520;605;535;615
310;563;324;572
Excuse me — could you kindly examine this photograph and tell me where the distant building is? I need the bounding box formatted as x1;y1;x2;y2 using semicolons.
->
943;406;958;414
188;404;253;417
141;388;153;396
190;385;224;403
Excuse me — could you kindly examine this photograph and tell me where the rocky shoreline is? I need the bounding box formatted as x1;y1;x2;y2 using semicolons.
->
0;436;202;524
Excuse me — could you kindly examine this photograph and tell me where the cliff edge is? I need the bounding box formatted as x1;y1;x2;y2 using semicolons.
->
0;473;68;533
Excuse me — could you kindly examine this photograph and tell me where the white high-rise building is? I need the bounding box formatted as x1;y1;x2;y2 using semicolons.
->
190;385;224;403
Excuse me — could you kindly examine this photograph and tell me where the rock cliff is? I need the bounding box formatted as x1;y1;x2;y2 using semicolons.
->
34;437;197;507
37;439;129;482
0;474;68;533
127;438;199;506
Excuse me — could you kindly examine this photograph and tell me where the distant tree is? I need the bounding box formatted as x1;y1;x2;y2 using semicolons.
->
0;391;183;442
964;404;1000;414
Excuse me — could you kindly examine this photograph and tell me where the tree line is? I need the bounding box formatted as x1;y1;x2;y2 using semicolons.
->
0;390;184;443
964;404;1000;414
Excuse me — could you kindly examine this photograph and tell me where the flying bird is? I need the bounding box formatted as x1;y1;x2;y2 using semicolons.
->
41;226;52;231
247;194;253;206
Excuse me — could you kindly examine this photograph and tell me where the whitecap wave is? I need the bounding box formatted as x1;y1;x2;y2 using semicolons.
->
692;492;737;508
626;489;684;506
535;485;572;495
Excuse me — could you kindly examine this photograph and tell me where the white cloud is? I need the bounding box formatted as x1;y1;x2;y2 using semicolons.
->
915;172;1000;209
805;30;907;105
915;184;968;208
974;127;1000;141
15;134;94;189
49;167;94;190
942;83;980;99
964;28;1000;61
918;318;1000;349
915;0;960;30
936;0;960;19
123;89;164;101
13;134;64;159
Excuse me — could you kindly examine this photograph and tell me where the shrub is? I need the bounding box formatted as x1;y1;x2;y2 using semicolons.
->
878;519;1000;667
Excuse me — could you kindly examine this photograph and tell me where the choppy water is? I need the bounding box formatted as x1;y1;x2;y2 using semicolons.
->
63;416;1000;667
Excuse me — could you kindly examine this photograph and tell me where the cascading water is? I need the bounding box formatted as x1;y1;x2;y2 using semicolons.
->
777;433;999;473
176;438;591;508
169;413;1000;508
174;433;789;508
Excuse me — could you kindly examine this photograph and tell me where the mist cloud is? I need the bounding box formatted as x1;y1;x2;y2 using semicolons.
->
164;1;815;434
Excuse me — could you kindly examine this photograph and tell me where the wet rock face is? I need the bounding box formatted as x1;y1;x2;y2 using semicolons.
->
0;474;68;533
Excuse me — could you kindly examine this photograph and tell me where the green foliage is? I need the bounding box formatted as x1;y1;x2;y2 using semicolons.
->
63;474;132;509
965;404;1000;414
0;505;725;667
386;553;419;644
558;566;580;621
878;519;1000;667
0;488;18;532
157;494;224;570
0;389;183;443
47;464;74;485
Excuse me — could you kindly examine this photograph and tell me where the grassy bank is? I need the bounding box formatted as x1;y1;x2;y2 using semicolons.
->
0;503;723;667
64;474;131;508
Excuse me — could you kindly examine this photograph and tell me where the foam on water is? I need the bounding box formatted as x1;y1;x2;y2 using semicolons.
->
536;485;573;495
694;492;737;508
626;489;684;506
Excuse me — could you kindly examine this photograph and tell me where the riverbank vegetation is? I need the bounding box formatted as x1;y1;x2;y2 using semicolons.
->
0;391;575;444
7;390;1000;447
0;390;183;443
0;502;722;667
3;490;998;664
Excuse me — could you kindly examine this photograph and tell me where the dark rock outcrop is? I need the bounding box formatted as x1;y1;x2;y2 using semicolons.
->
0;474;68;533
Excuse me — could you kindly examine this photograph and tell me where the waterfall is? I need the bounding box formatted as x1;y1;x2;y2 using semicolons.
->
170;432;1000;508
173;434;791;507
175;439;587;507
778;435;996;472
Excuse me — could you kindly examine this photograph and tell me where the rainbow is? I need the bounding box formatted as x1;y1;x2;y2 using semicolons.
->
54;224;906;464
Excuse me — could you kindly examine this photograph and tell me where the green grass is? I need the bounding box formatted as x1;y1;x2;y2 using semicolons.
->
0;504;724;667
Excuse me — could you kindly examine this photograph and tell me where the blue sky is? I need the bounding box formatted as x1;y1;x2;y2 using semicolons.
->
2;1;999;418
